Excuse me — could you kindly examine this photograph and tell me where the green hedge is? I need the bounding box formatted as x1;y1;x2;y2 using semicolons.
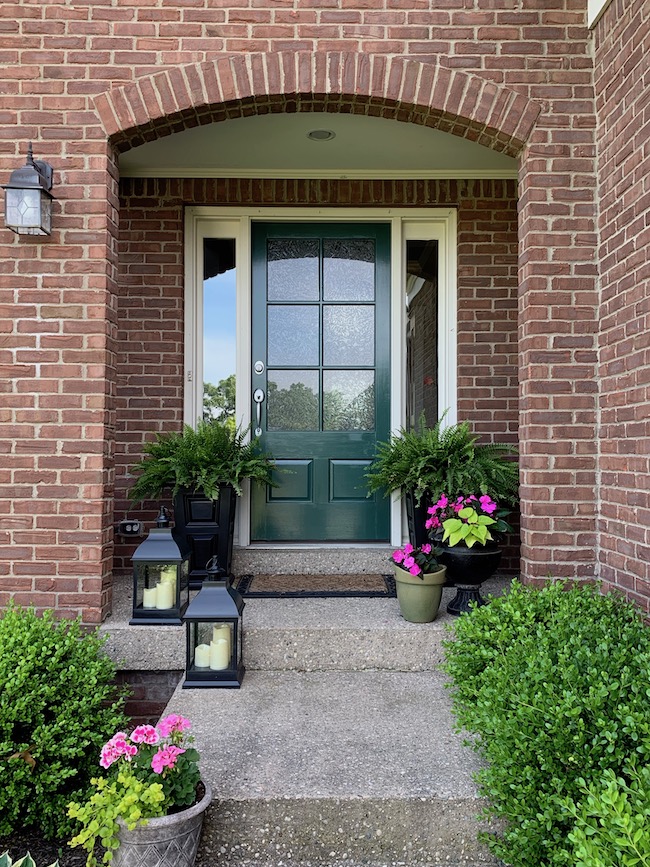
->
443;580;650;867
0;605;128;840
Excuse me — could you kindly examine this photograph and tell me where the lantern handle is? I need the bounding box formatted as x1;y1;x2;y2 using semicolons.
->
155;506;170;528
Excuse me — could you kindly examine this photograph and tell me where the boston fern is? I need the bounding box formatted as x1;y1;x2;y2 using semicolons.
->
366;412;518;506
128;420;275;502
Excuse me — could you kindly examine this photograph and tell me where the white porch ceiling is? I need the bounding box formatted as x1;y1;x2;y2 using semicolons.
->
119;112;518;179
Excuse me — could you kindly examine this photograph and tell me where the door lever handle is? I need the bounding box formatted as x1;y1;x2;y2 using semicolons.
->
253;388;264;436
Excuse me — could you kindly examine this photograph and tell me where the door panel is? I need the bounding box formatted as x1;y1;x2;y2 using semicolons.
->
250;222;390;542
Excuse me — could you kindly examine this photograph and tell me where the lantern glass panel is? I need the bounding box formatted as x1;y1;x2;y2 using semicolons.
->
5;187;50;234
134;559;189;611
189;620;237;671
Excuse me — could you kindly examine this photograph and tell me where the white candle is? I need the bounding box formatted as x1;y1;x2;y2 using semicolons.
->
155;581;174;609
194;643;211;668
209;638;230;670
212;624;231;652
142;587;157;609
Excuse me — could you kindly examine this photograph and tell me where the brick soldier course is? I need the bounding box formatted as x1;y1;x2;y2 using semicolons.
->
1;0;648;621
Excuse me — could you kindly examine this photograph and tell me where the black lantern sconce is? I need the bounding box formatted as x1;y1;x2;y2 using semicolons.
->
182;556;245;688
2;143;54;236
130;507;190;626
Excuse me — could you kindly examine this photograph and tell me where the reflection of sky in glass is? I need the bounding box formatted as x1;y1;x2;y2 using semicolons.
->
203;269;236;385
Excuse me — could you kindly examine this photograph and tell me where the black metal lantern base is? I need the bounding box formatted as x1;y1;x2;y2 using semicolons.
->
447;585;488;617
182;664;245;689
129;612;184;627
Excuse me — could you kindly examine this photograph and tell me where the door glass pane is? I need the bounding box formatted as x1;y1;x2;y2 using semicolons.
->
267;239;320;301
203;238;236;424
323;370;375;431
405;238;438;429
268;305;319;366
267;370;319;431
323;305;374;366
323;239;375;301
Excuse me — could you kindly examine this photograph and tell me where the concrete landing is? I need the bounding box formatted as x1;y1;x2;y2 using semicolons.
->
165;670;499;866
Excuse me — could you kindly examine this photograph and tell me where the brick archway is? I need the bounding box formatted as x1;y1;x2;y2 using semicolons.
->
94;51;541;157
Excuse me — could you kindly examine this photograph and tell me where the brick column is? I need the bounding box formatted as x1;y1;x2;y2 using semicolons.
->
0;146;119;623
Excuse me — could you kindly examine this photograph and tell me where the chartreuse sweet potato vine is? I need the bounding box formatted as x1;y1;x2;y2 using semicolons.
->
443;579;650;867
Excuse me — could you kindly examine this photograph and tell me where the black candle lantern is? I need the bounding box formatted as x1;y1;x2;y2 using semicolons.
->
129;507;190;625
182;557;245;688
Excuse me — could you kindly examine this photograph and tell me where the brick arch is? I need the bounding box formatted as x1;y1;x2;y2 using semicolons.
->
93;51;541;158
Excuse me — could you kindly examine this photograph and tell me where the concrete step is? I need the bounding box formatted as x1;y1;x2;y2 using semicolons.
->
164;670;499;867
232;545;394;576
101;575;510;674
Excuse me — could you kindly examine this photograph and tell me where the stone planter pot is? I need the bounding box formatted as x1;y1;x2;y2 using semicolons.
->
113;782;212;867
393;564;447;623
438;544;501;616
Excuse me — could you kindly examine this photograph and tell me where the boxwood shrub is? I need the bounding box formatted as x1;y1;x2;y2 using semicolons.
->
443;579;650;867
0;605;128;840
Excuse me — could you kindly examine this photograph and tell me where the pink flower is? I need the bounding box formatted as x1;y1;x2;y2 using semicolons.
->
151;745;186;774
479;495;497;514
403;556;416;569
421;543;432;554
435;495;448;509
99;733;137;769
409;564;422;576
393;549;406;564
425;516;440;530
403;543;414;555
158;714;192;738
131;724;160;745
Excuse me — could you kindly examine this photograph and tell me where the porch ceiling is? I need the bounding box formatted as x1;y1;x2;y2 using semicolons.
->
118;112;518;179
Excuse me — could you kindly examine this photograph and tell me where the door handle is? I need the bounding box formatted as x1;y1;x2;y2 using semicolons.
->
253;388;264;436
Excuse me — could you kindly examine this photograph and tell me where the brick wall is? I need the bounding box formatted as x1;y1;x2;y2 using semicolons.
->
0;1;605;620
114;177;520;571
593;0;650;613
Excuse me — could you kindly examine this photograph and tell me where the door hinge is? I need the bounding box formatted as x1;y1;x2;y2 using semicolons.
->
187;370;193;382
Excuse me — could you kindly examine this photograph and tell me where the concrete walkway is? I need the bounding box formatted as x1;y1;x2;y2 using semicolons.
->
101;574;509;866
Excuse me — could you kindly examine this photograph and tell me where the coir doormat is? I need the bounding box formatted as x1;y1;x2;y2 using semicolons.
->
232;573;397;599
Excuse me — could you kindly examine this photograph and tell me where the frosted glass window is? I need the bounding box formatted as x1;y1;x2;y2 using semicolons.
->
267;239;320;301
323;306;374;366
267;370;319;431
267;305;319;366
323;370;375;431
323;239;375;301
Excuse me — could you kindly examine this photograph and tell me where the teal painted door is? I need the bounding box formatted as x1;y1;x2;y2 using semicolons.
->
250;222;391;542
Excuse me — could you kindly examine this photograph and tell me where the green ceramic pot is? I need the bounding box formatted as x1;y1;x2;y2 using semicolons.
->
393;564;447;623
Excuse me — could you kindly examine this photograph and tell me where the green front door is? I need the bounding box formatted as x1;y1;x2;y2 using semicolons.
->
250;222;391;542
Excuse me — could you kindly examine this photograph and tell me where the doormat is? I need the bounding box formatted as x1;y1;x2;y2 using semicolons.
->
232;573;397;599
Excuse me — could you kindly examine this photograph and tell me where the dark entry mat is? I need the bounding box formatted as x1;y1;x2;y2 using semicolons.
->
232;573;397;599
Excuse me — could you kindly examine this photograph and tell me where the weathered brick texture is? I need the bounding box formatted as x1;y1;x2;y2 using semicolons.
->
1;0;625;620
593;0;650;613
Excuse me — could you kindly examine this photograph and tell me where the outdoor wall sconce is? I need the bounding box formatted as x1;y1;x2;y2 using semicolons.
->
182;556;245;688
2;142;54;235
130;506;190;626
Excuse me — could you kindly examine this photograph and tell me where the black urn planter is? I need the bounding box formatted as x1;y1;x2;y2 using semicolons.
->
404;490;431;549
172;484;237;589
438;544;501;616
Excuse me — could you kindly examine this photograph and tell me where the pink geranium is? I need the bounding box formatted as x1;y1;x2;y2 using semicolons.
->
130;724;160;745
151;745;186;775
158;713;192;738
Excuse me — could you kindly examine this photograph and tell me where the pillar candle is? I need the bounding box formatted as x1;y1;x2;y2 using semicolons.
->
212;624;231;654
194;643;211;668
155;581;174;609
142;587;157;609
209;638;230;670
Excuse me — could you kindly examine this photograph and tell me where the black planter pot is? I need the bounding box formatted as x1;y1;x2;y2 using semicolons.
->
404;490;431;549
172;485;237;589
438;544;501;616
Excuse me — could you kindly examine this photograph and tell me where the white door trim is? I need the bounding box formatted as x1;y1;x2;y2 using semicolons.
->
184;206;457;547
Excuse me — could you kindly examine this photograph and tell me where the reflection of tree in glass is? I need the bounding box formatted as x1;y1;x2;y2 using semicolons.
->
324;384;375;431
267;380;319;431
203;374;236;430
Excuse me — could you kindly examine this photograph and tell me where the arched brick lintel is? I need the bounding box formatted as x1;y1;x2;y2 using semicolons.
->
94;51;542;158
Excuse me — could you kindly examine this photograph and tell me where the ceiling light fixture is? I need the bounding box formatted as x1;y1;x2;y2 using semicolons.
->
306;129;336;142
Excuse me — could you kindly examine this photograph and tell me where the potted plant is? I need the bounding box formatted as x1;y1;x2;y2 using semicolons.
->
366;412;518;548
390;542;447;623
129;420;275;585
426;493;512;615
68;714;210;867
